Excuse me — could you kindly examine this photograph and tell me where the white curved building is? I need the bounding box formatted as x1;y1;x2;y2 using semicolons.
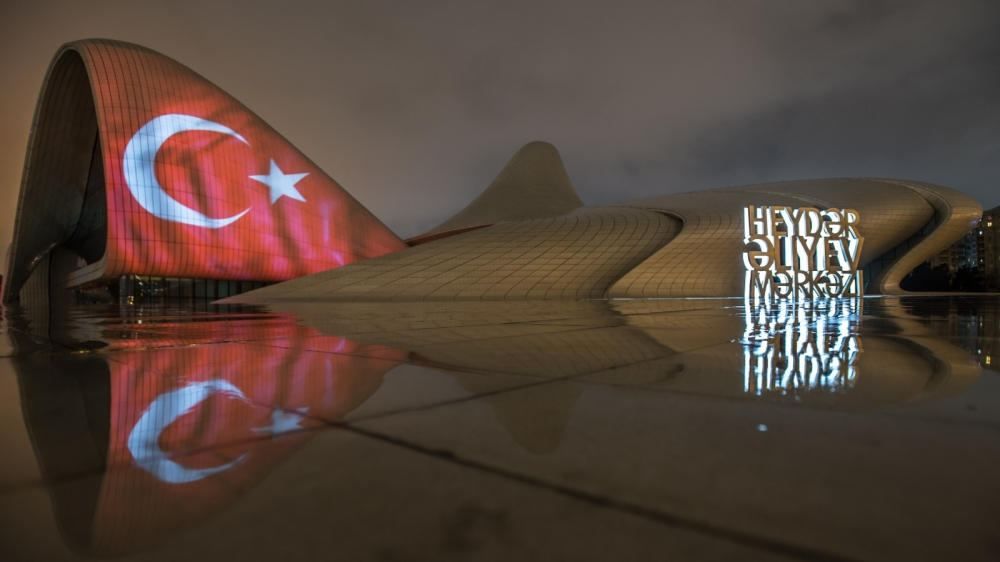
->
1;40;982;305
231;144;983;303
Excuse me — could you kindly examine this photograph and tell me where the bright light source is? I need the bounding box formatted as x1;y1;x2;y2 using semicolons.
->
742;206;864;302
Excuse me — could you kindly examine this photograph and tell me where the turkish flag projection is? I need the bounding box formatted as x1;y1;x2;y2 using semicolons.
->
74;39;405;282
85;331;404;555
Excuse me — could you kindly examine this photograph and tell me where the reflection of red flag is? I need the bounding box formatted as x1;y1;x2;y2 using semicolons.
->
89;328;403;554
73;39;405;281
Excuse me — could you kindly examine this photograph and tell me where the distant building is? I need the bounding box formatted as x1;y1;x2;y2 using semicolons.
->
913;205;999;292
980;206;999;291
943;298;998;370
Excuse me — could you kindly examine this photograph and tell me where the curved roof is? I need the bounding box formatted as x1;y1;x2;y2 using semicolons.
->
235;177;981;301
609;178;941;297
866;180;983;293
4;38;980;303
230;207;681;302
3;39;405;303
419;141;583;238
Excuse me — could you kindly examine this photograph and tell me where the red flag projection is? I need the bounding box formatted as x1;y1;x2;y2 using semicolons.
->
78;39;405;282
86;335;403;553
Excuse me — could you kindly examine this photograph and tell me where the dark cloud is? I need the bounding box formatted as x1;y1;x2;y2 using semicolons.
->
1;0;998;257
676;0;1000;193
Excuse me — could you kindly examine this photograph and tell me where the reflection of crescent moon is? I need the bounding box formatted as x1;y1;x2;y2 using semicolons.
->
123;113;251;228
127;379;249;484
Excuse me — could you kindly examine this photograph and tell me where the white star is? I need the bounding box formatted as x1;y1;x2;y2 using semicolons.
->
253;407;310;437
249;160;308;204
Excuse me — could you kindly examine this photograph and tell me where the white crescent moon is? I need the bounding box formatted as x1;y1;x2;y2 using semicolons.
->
123;113;251;228
127;379;249;484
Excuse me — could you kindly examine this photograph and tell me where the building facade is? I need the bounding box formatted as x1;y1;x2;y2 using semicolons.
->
230;174;983;303
979;206;999;291
2;40;986;305
2;39;404;305
908;205;999;291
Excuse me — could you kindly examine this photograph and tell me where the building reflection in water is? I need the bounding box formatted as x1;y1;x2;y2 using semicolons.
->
896;295;1000;370
7;310;403;555
1;296;990;555
742;299;862;398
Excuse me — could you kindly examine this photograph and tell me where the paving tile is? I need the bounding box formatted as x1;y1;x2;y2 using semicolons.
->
0;360;43;490
0;334;15;358
341;364;544;422
0;343;541;490
0;425;795;562
1;296;997;561
356;379;1000;561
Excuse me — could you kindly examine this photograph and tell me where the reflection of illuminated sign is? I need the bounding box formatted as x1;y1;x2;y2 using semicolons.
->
743;206;864;302
743;299;863;396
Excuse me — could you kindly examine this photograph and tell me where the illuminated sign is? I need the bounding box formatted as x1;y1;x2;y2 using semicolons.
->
742;205;864;302
743;299;863;396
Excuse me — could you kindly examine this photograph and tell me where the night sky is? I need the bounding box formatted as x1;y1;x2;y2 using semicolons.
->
2;0;998;255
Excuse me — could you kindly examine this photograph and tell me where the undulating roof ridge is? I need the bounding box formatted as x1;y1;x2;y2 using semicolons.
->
418;141;583;238
867;179;983;294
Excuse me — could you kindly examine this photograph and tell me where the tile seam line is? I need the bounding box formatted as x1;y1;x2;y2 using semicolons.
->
570;376;1000;432
340;422;857;562
0;360;686;500
345;342;715;423
0;350;704;491
344;369;587;424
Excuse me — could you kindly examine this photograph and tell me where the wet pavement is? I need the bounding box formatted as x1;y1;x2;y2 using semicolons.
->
0;296;998;561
